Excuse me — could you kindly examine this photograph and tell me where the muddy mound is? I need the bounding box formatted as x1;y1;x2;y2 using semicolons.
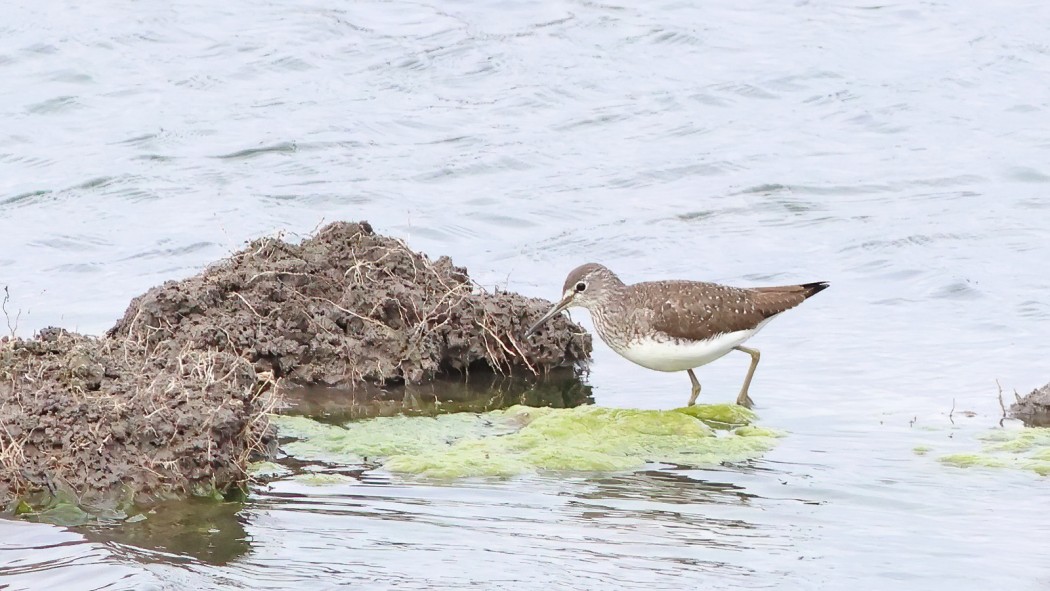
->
1009;383;1050;427
108;221;591;387
0;328;275;509
0;221;590;512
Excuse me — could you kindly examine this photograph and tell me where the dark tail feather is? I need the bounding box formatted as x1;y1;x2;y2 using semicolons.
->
800;281;830;299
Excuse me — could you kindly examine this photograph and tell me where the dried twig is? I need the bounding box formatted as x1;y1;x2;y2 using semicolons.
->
2;286;22;338
505;330;537;376
231;291;265;319
996;379;1007;427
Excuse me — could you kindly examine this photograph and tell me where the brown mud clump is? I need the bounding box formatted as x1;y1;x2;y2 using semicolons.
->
1;221;590;512
109;221;591;387
1009;383;1050;427
0;328;276;511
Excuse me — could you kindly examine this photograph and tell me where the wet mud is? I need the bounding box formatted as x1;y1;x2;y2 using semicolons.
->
109;221;590;386
0;328;276;511
0;221;592;512
1010;383;1050;427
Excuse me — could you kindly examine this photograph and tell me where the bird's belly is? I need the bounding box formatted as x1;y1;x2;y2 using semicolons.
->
611;329;760;372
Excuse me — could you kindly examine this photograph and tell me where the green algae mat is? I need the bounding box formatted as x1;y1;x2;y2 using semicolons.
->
937;427;1050;477
270;404;782;478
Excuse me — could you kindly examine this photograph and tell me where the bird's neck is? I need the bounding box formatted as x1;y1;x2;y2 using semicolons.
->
586;289;629;344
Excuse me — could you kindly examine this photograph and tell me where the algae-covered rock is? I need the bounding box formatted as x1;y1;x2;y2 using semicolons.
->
675;403;756;427
248;461;292;479
938;428;1050;477
35;501;94;527
732;425;786;438
293;473;356;486
274;412;519;465
275;404;780;478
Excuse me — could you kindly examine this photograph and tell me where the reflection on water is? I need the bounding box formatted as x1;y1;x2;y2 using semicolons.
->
83;499;250;566
280;369;593;423
581;469;762;507
239;471;791;588
569;471;768;555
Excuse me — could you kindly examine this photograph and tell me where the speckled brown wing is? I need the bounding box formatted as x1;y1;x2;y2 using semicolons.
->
640;280;828;342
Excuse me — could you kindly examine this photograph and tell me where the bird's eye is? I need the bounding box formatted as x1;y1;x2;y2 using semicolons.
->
575;282;587;293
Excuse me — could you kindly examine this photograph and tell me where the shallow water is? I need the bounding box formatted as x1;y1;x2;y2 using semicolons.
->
2;0;1050;589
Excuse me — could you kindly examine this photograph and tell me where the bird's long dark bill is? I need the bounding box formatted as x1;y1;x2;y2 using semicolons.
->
524;296;572;337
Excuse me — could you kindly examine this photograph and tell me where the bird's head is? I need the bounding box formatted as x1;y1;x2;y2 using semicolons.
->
524;263;623;337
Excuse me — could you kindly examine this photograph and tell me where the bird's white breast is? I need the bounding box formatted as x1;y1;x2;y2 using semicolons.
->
608;321;771;372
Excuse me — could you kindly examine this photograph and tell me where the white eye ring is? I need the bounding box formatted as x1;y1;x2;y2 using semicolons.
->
574;282;587;293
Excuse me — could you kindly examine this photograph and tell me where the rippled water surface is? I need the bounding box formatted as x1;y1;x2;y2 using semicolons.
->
2;0;1050;589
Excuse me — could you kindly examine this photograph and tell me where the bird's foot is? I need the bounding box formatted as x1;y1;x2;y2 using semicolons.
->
735;391;755;409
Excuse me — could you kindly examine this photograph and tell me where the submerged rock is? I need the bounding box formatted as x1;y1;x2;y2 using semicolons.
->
1009;383;1050;427
0;221;592;512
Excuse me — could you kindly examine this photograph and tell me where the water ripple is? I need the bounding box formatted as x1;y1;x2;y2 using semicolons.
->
215;141;298;160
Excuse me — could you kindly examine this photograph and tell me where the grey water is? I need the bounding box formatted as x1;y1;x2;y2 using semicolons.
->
2;0;1050;589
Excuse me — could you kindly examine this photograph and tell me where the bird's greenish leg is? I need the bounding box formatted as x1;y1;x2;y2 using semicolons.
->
687;369;702;406
733;346;760;408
